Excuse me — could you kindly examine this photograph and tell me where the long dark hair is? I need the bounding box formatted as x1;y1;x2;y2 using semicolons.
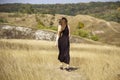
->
59;17;68;26
59;19;62;25
61;17;68;25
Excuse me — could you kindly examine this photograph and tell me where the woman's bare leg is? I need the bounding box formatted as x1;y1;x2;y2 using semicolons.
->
60;62;64;70
66;64;70;68
65;64;71;71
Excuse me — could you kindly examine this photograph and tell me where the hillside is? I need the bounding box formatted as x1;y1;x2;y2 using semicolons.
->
0;12;120;46
0;25;102;45
0;39;120;80
0;2;120;23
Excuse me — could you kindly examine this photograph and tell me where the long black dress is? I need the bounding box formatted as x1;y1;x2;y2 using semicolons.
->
58;25;70;64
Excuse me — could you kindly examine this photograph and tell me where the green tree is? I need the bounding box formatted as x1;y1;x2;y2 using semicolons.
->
19;4;34;14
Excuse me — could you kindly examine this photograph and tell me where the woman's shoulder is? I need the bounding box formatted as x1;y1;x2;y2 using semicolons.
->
58;25;61;27
67;25;70;28
58;25;62;29
58;25;62;32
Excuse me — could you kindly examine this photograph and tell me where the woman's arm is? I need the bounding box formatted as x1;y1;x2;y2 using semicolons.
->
55;25;62;46
68;25;70;37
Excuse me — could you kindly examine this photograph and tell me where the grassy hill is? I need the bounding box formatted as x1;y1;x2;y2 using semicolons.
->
0;12;120;46
0;2;120;23
0;39;120;80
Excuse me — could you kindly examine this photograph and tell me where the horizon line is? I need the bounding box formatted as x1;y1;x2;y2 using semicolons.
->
0;1;119;5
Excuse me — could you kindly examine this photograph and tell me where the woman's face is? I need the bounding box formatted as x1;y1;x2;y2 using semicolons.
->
61;19;66;26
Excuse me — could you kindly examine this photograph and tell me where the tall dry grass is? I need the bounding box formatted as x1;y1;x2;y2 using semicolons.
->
0;39;120;80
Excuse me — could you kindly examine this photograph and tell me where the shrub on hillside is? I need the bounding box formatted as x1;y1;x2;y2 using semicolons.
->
49;26;57;31
73;29;99;41
91;35;99;41
77;22;85;29
0;17;8;23
73;29;89;38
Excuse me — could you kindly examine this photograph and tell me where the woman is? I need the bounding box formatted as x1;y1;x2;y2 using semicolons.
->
55;17;70;71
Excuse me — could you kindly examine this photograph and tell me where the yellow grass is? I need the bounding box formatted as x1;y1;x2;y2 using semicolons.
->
0;39;120;80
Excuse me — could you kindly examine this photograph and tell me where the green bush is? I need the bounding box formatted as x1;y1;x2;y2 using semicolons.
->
73;29;89;38
35;15;57;31
73;29;99;41
49;26;57;31
77;22;84;29
91;35;99;41
37;24;44;29
36;21;44;29
36;21;57;31
0;18;8;23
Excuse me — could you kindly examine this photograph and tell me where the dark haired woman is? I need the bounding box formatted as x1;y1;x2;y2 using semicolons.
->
55;17;70;71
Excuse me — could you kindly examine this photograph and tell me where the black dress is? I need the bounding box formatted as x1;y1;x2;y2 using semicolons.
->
58;25;70;64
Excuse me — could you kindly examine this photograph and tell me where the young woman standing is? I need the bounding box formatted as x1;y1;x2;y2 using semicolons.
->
55;17;71;71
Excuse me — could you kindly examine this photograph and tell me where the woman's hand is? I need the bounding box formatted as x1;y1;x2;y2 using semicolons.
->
55;41;58;47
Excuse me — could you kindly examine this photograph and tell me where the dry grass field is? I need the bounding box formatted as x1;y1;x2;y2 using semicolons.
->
0;39;120;80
